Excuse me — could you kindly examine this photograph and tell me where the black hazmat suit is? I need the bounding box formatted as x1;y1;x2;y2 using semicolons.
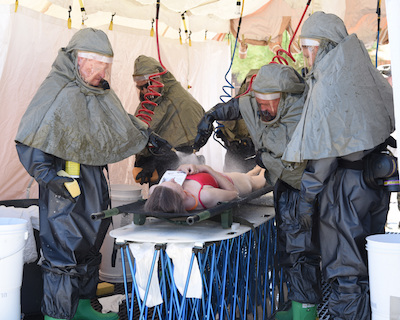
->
15;28;149;319
283;12;395;320
195;64;321;304
133;55;205;183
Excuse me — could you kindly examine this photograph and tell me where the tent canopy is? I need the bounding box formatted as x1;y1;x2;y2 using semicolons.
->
3;0;387;45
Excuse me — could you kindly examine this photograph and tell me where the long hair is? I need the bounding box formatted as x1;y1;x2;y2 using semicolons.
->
144;186;187;213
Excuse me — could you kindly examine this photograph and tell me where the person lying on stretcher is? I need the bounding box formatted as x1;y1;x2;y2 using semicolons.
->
144;163;267;213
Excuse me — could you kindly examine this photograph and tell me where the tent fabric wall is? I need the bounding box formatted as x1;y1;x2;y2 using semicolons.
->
0;4;230;200
231;0;387;50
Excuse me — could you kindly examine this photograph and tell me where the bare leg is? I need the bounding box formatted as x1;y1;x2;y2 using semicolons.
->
226;168;266;196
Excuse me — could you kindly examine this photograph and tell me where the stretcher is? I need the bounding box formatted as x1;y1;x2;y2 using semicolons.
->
91;184;273;228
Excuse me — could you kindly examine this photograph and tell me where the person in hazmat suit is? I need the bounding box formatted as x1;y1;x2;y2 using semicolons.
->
214;69;258;172
132;55;205;185
15;28;172;320
194;63;322;319
282;12;395;320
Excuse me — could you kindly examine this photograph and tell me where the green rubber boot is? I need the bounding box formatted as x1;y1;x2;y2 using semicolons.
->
292;301;318;320
44;316;66;320
72;299;119;320
275;301;318;320
275;305;293;320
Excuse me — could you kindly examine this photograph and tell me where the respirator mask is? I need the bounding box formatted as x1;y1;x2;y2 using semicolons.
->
255;92;281;122
300;38;320;76
133;74;162;101
77;51;113;89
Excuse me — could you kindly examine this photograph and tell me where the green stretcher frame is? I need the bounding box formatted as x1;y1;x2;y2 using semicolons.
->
91;185;273;229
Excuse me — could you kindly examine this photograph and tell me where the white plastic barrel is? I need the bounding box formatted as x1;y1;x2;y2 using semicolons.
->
0;217;28;320
366;233;400;320
99;184;142;283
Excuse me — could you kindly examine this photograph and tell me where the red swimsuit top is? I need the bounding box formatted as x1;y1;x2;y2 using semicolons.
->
185;173;219;209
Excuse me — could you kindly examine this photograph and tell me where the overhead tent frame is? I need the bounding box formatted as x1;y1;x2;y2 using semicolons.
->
9;0;267;36
0;4;231;200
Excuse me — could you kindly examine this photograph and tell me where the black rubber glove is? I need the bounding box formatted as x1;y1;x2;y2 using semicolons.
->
135;167;156;185
227;141;241;154
193;98;241;151
47;176;76;203
255;150;266;169
134;156;157;185
147;128;173;155
193;114;214;151
215;128;230;146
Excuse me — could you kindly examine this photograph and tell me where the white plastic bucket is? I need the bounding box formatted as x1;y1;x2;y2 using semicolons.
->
99;184;142;283
0;217;28;320
366;233;400;320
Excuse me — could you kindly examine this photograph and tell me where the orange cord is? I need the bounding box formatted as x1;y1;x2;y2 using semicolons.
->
184;190;198;211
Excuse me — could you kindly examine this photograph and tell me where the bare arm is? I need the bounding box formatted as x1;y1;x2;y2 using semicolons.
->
177;164;237;192
199;188;239;208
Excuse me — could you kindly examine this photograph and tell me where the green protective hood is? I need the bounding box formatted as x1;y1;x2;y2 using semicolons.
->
239;64;307;189
133;55;176;90
133;55;205;151
16;28;149;166
283;13;395;163
237;68;259;96
133;55;165;77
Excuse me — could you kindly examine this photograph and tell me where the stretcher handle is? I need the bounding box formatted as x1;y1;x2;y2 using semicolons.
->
186;201;234;225
91;199;147;220
91;208;120;220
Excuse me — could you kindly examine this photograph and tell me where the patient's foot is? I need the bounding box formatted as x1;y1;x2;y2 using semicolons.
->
246;165;262;176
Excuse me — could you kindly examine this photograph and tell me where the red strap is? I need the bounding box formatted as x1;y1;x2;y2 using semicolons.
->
198;186;207;209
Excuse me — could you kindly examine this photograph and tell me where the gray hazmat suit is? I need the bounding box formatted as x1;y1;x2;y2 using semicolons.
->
195;64;321;304
15;28;149;319
133;55;205;182
239;64;321;304
283;12;395;320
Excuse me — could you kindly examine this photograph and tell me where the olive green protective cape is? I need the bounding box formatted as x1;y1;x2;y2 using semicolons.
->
133;55;204;156
239;64;307;189
16;28;149;166
282;12;395;163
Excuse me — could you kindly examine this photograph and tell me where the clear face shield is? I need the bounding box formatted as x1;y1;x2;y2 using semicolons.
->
300;38;320;76
133;74;162;101
254;92;281;122
77;51;113;89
